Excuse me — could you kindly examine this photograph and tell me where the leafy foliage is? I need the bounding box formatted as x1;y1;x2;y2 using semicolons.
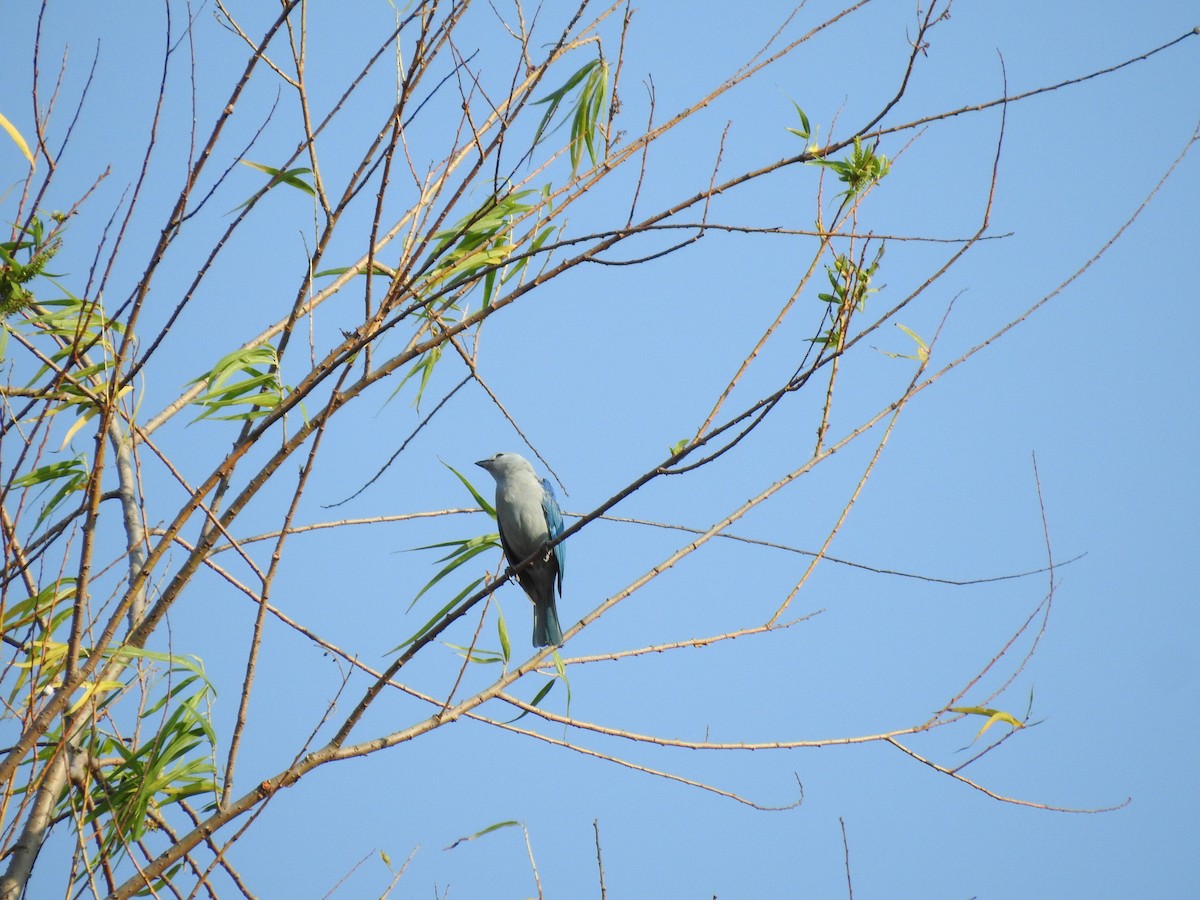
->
812;244;885;348
0;216;61;318
422;188;554;304
4;580;77;699
187;344;284;421
531;57;610;173
70;651;218;888
810;136;891;196
396;465;501;652
785;100;821;149
235;159;316;209
10;456;89;527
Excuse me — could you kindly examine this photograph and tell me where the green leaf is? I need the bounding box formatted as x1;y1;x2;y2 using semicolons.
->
443;642;506;664
388;577;486;653
313;260;393;278
21;291;117;351
0;110;34;168
570;59;610;171
1;230;63;318
949;705;1025;745
444;820;520;851
392;461;507;650
531;58;609;174
188;343;284;422
11;456;89;526
878;323;930;362
529;678;556;708
72;648;218;881
4;579;77;701
551;649;573;715
443;460;495;517
389;343;444;410
497;610;511;664
68;678;126;714
406;535;497;609
422;189;539;303
785;100;812;140
503;677;556;725
808;136;890;197
2;578;76;633
234;160;315;209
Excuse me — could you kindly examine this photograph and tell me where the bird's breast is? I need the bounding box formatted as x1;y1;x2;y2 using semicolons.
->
497;486;549;558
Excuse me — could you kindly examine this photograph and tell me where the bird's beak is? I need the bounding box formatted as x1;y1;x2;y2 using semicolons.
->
474;459;490;470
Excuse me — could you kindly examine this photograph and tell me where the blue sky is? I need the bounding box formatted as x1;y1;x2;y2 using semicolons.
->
3;1;1198;897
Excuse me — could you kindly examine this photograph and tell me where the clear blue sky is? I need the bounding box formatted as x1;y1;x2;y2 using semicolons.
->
3;2;1198;897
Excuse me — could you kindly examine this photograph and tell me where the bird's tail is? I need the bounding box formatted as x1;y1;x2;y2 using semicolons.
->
532;599;563;647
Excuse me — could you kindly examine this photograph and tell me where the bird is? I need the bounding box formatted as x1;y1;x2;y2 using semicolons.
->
475;452;566;647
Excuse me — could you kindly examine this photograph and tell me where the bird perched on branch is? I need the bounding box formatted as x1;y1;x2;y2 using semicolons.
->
475;452;566;647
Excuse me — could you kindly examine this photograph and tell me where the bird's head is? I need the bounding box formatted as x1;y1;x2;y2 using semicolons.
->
475;452;536;481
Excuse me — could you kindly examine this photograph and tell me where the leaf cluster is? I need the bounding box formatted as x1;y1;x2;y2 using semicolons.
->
71;651;218;888
187;344;285;422
532;58;610;173
811;136;890;196
811;244;885;348
0;216;61;318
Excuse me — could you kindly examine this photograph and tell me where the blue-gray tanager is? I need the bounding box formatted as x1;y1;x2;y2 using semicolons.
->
475;452;566;647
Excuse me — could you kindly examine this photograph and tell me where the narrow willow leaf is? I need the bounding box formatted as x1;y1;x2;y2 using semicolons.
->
188;343;283;422
389;344;444;409
11;456;89;525
68;679;126;714
569;59;609;170
24;293;117;350
949;705;1025;746
504;678;556;725
74;646;219;870
57;384;132;450
313;260;392;278
530;678;556;708
406;537;496;609
443;642;505;664
444;820;520;851
11;457;84;488
389;576;485;653
10;637;69;702
0;110;34;167
895;323;929;361
531;60;601;150
409;534;496;563
237;159;316;201
788;100;812;139
552;650;572;714
1;579;76;633
530;222;557;252
423;242;514;292
442;461;496;516
497;610;511;664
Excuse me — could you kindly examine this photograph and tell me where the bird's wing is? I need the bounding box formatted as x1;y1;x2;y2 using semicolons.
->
495;517;520;570
540;478;565;589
